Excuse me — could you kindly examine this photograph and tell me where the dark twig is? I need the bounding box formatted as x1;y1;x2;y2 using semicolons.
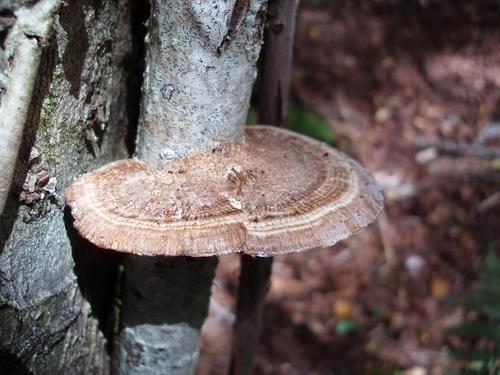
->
257;0;298;128
474;121;500;146
477;191;500;213
229;256;273;375
415;138;500;159
229;1;298;374
426;156;500;181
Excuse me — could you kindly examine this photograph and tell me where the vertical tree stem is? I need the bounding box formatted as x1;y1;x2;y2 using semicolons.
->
229;256;272;375
257;0;299;127
0;0;62;214
230;1;298;374
118;1;266;374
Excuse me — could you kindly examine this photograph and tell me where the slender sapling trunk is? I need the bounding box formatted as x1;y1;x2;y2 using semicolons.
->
118;1;267;374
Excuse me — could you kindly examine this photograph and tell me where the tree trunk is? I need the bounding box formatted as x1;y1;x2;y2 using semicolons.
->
118;1;266;374
0;0;136;372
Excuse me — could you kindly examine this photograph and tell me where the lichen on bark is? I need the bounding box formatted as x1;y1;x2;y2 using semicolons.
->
136;0;267;168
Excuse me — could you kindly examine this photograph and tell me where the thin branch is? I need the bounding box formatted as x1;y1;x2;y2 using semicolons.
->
426;156;500;180
477;191;500;213
415;138;500;159
229;255;272;375
474;121;500;145
0;0;62;214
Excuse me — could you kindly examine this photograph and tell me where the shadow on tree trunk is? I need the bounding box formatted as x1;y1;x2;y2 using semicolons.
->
64;206;120;355
0;349;33;375
124;0;150;156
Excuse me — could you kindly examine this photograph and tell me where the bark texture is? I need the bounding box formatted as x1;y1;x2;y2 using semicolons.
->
119;257;218;375
0;0;133;373
0;0;61;214
135;0;267;168
119;0;266;374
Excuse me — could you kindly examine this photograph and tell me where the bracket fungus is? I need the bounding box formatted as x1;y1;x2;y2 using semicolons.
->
65;126;383;257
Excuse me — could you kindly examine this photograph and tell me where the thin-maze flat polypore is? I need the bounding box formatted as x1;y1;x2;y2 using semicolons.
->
65;126;383;256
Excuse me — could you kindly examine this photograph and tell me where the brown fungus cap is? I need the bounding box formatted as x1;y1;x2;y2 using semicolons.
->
65;126;383;256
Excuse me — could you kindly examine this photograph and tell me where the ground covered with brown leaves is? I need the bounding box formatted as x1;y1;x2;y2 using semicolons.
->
197;1;500;374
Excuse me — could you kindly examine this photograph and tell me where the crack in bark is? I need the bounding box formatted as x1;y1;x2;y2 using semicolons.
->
217;0;250;56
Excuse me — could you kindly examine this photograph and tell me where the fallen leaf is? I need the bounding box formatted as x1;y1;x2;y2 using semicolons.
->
431;277;450;299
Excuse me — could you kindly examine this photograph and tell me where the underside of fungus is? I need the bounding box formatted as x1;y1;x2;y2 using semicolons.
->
65;126;383;256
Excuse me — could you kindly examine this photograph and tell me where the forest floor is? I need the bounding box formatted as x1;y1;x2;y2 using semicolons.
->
197;1;500;374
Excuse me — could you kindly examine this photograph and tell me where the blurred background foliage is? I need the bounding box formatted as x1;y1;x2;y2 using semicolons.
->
203;0;500;373
247;103;334;145
445;244;500;375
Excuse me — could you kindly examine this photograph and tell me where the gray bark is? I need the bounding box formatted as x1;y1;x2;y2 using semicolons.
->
119;0;267;374
136;0;267;167
0;0;134;373
119;257;218;375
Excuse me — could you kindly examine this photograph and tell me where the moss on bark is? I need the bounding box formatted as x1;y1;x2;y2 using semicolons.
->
0;0;135;373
